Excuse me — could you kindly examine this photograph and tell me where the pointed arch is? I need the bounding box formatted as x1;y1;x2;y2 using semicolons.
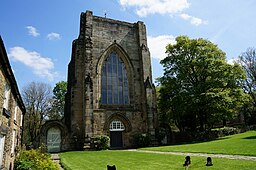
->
41;120;68;137
104;113;132;132
96;43;134;75
96;43;134;105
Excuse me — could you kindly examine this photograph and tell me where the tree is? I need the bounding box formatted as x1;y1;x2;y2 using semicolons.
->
48;81;67;120
22;82;52;146
158;36;246;132
238;48;256;124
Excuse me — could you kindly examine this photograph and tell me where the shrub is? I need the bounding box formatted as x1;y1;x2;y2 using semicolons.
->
14;145;59;170
156;127;167;144
134;133;150;147
94;135;110;150
170;127;240;144
212;127;240;137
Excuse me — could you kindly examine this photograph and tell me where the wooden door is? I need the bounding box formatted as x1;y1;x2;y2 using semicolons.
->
110;131;123;148
47;127;61;152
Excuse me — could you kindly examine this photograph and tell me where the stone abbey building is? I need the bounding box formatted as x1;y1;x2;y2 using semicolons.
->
41;11;158;151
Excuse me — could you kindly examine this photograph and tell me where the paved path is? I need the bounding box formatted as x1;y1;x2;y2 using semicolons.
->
51;154;64;170
126;149;256;161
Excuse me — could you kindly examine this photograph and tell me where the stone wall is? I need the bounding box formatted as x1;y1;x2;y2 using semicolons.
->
0;79;24;170
0;37;25;170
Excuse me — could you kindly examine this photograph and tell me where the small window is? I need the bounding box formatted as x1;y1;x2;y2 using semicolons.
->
11;130;16;154
0;135;5;168
110;120;125;131
14;100;18;122
20;114;23;127
3;83;10;109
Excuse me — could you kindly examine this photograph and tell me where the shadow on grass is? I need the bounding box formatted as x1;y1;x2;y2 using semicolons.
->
162;136;232;147
243;136;256;140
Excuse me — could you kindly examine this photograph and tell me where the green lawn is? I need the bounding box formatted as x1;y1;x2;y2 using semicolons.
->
60;150;256;170
141;130;256;156
60;131;256;170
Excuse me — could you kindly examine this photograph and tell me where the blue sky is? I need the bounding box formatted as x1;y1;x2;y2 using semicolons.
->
1;0;256;89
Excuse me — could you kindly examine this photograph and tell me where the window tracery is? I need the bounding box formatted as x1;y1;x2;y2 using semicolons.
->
101;52;129;105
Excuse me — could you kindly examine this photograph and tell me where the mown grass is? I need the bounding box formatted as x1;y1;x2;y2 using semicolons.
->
60;150;256;170
60;131;256;169
141;130;256;156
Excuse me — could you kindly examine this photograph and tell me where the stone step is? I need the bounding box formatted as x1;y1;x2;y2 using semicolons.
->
51;154;64;170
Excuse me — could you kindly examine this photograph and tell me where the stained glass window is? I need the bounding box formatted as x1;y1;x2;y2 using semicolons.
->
101;52;129;105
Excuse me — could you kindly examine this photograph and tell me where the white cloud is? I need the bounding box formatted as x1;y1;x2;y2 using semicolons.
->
119;0;190;17
47;32;61;40
227;57;239;65
26;26;40;37
8;47;58;81
148;35;176;60
180;13;207;26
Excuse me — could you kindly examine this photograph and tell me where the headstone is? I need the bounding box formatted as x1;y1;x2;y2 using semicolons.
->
107;165;116;170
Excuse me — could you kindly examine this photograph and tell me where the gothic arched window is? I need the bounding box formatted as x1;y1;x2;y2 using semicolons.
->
101;52;129;105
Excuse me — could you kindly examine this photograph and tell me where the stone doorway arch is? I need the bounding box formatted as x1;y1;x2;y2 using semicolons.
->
104;113;132;148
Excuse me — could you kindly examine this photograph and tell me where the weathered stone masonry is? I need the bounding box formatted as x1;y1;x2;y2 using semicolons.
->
37;10;158;151
64;11;158;150
0;36;26;170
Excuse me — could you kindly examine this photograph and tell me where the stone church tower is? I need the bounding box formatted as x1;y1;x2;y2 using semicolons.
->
64;10;157;149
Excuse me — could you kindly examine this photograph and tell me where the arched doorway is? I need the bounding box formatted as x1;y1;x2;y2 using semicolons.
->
109;120;125;148
47;127;61;152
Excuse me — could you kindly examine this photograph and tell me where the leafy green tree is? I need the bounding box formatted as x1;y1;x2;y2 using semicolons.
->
48;81;67;120
158;36;246;132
